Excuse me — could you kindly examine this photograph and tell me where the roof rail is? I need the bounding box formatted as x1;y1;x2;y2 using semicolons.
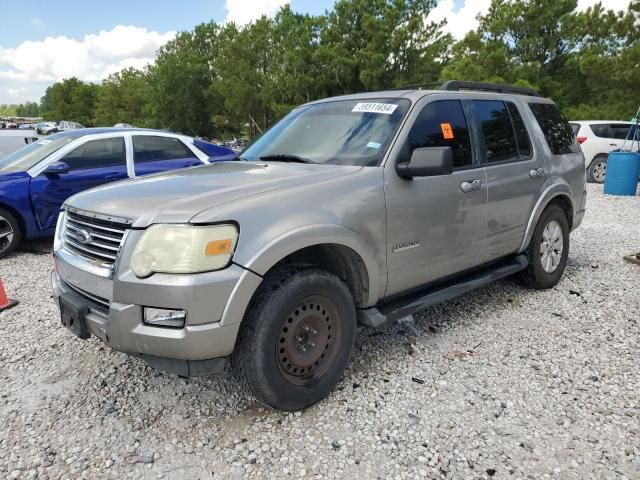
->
440;80;541;97
388;82;441;91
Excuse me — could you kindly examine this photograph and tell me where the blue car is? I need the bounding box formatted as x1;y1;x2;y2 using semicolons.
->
0;128;236;257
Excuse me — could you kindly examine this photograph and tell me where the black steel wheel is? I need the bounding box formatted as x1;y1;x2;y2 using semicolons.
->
232;268;356;411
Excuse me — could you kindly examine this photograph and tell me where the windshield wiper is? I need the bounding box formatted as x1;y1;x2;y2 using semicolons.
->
259;154;317;164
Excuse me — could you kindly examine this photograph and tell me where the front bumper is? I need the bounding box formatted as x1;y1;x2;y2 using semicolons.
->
52;248;261;374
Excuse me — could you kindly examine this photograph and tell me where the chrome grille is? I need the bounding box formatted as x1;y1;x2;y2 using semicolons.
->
65;281;110;318
63;210;129;266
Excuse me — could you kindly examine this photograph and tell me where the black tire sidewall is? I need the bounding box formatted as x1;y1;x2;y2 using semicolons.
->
528;205;569;289
239;269;356;411
0;207;21;258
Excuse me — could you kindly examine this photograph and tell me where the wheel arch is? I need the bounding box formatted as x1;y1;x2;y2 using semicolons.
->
0;202;27;237
518;186;575;254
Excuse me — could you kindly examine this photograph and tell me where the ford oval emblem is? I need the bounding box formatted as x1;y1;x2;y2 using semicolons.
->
75;228;93;245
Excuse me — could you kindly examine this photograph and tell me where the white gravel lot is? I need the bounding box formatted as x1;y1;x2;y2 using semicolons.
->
1;183;639;480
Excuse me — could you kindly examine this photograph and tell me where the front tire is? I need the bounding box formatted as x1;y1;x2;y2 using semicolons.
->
587;155;607;183
0;208;21;258
519;204;569;289
232;268;356;411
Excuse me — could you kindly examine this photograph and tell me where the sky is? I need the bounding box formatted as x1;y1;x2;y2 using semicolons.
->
0;0;633;105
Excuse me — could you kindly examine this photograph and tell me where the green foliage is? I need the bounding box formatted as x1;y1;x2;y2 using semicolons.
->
40;77;98;125
94;68;153;127
442;0;640;120
0;105;18;116
14;0;640;136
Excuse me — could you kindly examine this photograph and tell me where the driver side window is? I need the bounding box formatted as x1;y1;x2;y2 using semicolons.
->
61;137;126;170
407;100;473;169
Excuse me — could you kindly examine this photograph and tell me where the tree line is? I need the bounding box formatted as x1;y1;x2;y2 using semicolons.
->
7;0;640;139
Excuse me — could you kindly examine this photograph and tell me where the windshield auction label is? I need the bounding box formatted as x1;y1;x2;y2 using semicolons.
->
352;103;398;115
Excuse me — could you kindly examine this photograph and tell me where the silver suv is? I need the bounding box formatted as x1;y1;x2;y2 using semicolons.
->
52;81;586;411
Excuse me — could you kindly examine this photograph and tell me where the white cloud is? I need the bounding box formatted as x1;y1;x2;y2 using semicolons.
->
428;0;492;40
224;0;290;25
429;0;633;40
0;25;175;103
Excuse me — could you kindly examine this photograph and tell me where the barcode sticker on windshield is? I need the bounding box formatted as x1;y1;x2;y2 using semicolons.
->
352;103;398;115
38;139;52;145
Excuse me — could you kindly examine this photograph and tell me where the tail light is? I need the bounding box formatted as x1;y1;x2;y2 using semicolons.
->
577;136;587;144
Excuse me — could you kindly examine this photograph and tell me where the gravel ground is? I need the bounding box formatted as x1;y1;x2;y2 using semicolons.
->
1;183;639;480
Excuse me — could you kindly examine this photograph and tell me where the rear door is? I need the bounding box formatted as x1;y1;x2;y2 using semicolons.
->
473;99;546;260
29;136;128;230
132;135;204;177
384;98;488;296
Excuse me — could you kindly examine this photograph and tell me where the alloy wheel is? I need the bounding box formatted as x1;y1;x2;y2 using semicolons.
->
540;220;563;273
0;215;14;254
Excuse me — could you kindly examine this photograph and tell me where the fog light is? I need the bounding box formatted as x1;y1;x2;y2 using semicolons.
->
143;307;186;328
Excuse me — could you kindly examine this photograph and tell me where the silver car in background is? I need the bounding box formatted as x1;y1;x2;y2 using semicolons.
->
52;81;586;411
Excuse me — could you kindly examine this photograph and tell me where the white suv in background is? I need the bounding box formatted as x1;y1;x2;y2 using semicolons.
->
570;120;636;183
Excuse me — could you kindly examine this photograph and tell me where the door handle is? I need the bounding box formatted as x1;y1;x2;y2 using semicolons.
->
461;179;481;193
609;143;617;146
529;168;545;178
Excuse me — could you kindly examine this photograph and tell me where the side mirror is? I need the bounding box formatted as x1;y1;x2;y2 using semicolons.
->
44;161;70;175
396;146;454;178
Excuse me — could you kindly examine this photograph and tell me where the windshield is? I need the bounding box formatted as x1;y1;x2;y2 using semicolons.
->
0;135;75;172
242;98;411;166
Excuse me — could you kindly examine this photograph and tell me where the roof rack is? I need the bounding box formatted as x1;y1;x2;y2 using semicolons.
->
440;80;541;97
389;82;441;91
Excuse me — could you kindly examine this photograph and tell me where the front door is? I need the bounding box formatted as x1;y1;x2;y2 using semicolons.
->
29;136;128;231
472;100;548;259
384;99;488;297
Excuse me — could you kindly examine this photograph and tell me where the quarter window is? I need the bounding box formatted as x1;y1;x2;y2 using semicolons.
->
133;136;197;163
61;137;126;170
528;103;579;155
407;100;473;168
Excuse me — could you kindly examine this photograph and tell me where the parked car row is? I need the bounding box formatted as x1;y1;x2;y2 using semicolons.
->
0;128;235;256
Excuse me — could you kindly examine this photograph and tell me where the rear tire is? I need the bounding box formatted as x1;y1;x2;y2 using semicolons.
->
0;208;21;259
518;204;569;289
232;268;357;411
587;155;607;183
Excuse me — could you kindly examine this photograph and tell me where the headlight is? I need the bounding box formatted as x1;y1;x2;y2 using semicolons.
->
131;224;238;277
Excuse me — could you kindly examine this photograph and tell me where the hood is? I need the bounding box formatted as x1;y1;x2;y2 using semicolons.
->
66;161;361;227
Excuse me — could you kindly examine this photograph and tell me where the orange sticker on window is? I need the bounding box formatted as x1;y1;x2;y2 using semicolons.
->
440;123;454;140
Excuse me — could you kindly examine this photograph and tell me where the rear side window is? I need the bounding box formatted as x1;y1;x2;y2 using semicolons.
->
62;137;126;170
590;124;612;138
474;101;517;162
528;103;579;155
133;136;197;163
407;100;473;168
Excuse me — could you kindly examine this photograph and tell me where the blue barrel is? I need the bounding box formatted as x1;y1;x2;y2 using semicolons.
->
604;151;640;196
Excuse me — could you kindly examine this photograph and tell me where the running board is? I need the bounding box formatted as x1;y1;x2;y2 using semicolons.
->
357;255;528;328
